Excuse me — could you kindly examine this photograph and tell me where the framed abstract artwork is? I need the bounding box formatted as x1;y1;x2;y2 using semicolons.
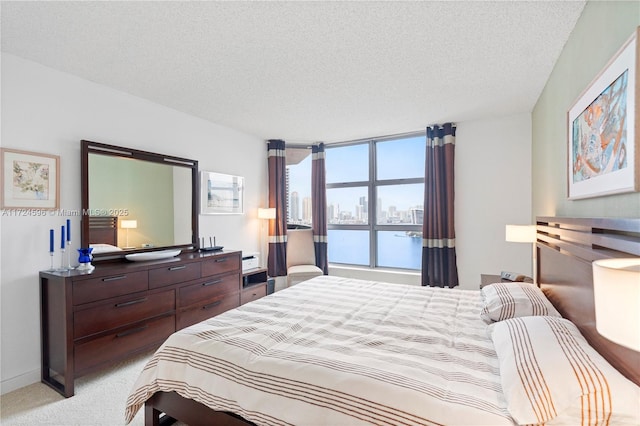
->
567;28;639;200
200;171;244;214
1;148;60;210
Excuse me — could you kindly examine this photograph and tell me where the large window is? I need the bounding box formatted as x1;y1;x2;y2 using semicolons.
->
326;134;425;270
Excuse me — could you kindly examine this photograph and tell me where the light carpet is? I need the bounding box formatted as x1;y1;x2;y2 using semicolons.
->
0;350;179;426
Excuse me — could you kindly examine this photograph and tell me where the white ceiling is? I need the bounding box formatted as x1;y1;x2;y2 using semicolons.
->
1;1;586;143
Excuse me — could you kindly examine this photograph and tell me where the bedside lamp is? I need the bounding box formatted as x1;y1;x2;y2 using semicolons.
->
121;219;137;249
592;258;640;351
258;208;276;220
505;224;537;282
505;224;536;243
258;208;276;267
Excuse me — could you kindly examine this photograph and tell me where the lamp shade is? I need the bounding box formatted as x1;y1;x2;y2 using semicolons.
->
258;208;276;220
121;220;138;229
592;258;640;351
505;225;536;243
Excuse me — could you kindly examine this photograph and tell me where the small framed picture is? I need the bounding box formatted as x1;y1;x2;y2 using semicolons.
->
567;28;638;199
200;171;244;214
1;148;60;210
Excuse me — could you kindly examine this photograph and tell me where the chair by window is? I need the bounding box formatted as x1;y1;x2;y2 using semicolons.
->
287;228;323;286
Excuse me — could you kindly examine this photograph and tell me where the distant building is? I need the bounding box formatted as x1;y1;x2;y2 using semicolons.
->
291;191;300;222
302;197;312;223
411;208;424;225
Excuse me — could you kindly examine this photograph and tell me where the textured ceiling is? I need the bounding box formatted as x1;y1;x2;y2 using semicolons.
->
1;1;585;143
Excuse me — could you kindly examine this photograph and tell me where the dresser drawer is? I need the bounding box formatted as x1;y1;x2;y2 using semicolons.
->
177;294;239;329
74;314;175;376
73;290;175;339
73;271;148;305
179;274;238;308
241;284;267;305
149;261;201;289
201;254;240;277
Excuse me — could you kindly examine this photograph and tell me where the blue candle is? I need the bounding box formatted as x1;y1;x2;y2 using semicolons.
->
66;219;71;242
61;226;65;249
49;229;54;253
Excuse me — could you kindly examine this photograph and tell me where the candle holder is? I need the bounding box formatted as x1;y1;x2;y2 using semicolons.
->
48;251;55;271
66;239;74;270
57;248;69;272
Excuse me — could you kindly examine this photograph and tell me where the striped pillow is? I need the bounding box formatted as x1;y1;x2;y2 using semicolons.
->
489;316;640;425
480;282;560;323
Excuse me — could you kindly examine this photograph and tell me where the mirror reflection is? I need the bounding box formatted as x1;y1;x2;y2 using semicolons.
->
81;140;198;257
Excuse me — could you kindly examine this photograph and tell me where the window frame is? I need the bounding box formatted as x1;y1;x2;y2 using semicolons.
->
326;131;425;270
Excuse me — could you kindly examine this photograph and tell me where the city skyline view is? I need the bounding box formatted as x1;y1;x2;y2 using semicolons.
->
286;135;425;269
287;136;425;226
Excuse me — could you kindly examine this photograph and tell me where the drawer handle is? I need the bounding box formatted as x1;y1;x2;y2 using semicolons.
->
168;266;186;271
202;279;223;286
115;297;148;308
214;258;227;263
116;325;148;338
202;301;221;310
102;275;127;282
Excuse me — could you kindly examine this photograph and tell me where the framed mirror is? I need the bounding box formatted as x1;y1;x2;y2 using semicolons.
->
81;140;199;259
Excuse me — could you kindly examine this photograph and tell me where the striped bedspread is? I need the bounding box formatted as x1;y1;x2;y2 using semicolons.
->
125;276;516;425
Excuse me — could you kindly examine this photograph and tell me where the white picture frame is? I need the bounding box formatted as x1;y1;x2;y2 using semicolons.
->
200;171;244;214
567;28;638;200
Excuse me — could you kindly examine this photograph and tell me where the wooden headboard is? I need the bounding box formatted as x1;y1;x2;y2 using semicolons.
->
87;216;118;246
536;216;640;386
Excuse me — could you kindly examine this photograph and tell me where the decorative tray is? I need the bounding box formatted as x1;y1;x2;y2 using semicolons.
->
125;249;181;262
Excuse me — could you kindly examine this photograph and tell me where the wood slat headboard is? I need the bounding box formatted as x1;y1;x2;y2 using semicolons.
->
536;216;640;386
87;216;118;246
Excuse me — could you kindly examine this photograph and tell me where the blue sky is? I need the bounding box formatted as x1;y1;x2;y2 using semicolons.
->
288;135;425;215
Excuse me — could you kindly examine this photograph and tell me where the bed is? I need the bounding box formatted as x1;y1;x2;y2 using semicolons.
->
125;217;640;426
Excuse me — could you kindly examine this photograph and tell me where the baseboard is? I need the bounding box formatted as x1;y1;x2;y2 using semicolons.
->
1;368;40;395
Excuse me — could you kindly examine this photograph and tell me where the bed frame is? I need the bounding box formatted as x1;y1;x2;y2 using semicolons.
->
536;216;640;386
144;216;640;426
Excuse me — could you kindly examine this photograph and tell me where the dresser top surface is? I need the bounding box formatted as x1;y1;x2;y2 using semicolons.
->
40;249;241;279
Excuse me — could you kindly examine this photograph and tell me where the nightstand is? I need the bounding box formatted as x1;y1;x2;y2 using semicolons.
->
241;268;270;305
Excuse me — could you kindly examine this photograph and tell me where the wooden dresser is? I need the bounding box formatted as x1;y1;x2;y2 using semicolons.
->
40;250;243;397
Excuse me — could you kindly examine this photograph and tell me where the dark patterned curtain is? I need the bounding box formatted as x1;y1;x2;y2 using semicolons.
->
267;139;288;277
421;123;459;288
311;143;329;274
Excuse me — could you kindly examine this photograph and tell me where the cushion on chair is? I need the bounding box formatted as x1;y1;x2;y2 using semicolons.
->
287;264;323;286
288;264;323;276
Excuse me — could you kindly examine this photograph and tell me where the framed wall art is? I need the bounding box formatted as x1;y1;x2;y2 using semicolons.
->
200;171;244;214
1;148;60;210
567;27;638;200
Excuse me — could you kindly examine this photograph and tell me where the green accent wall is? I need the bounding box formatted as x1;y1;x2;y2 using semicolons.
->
88;154;175;248
532;1;639;217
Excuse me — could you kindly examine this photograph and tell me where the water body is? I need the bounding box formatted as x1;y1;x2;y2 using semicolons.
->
328;230;422;270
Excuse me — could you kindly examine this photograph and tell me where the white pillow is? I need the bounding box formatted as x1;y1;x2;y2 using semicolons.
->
489;316;640;425
89;243;123;254
480;282;561;323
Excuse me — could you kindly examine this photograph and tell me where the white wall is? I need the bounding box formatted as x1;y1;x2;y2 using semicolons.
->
331;113;533;290
0;53;267;394
454;114;533;289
